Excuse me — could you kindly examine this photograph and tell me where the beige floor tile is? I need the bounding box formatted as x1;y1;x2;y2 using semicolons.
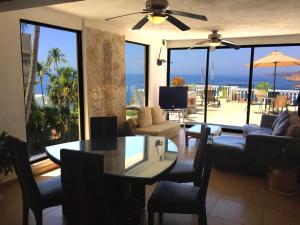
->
208;216;242;225
210;197;264;225
262;192;300;225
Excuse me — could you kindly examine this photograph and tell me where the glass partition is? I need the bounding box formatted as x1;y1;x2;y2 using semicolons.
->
169;49;207;123
207;48;251;126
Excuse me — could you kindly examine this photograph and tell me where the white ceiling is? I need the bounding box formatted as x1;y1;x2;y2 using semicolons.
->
0;0;82;12
50;0;300;40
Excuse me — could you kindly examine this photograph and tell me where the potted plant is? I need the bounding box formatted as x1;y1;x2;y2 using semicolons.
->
0;131;13;199
266;142;300;195
171;76;186;86
255;82;271;99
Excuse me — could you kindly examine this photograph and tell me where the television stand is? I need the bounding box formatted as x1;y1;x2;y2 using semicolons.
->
163;109;186;128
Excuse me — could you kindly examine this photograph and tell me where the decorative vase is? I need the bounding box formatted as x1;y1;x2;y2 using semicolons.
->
268;168;298;195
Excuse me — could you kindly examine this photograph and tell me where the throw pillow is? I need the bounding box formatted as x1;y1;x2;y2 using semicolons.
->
151;106;166;125
127;117;138;128
272;110;288;130
138;107;152;128
272;116;289;136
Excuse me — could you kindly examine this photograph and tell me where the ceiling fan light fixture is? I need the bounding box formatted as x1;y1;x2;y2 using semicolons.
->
147;15;167;24
209;40;221;47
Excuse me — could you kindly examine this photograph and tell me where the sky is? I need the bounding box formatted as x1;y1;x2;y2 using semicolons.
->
125;42;145;75
170;46;300;77
22;23;78;69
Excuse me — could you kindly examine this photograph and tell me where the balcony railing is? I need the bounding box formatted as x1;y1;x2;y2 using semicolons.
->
193;85;299;104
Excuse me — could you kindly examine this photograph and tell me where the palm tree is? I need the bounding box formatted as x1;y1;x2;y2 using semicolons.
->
36;61;50;109
25;25;40;123
48;67;78;141
47;48;67;73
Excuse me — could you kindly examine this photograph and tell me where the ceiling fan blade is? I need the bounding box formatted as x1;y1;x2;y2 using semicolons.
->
132;16;149;30
166;10;207;21
220;40;240;50
188;40;208;50
105;12;145;21
166;15;190;31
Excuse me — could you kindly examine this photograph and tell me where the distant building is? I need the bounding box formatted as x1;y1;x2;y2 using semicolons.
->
21;33;31;87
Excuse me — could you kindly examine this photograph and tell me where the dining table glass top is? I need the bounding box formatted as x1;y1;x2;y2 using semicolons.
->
45;136;178;182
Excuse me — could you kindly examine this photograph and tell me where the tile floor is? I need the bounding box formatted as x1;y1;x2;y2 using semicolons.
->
1;129;300;225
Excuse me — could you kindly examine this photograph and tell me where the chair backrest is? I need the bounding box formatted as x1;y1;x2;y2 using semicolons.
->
90;116;117;139
192;125;213;201
6;136;41;207
268;91;280;98
193;125;211;184
207;90;216;101
61;149;105;225
274;95;288;108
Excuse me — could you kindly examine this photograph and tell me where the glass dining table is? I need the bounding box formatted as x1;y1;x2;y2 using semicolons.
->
45;135;178;207
46;135;178;183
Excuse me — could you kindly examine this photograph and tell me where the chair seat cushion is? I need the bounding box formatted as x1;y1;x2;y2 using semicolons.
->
148;181;201;214
162;161;196;182
38;176;62;207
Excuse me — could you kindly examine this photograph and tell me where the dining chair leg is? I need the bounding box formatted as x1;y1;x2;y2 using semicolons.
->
198;213;207;225
33;209;43;225
22;205;29;225
148;211;154;225
159;212;163;224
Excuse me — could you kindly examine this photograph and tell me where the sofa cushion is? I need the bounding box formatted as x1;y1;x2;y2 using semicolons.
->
272;116;289;136
285;124;300;138
243;124;272;136
151;106;166;125
288;111;300;125
135;121;179;136
138;107;152;128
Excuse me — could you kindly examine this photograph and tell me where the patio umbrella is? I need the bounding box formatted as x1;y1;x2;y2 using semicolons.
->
247;51;300;92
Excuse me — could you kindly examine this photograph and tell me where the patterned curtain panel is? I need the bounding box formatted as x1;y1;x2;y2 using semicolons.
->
84;26;126;128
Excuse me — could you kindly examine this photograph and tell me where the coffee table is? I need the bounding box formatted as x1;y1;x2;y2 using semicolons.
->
185;124;222;146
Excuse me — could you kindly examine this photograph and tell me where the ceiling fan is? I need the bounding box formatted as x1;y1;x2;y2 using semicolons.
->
105;0;207;31
189;30;240;50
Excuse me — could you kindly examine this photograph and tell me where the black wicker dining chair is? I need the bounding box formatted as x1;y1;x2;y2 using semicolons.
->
7;136;62;225
147;126;213;225
60;149;140;225
161;124;210;186
90;116;118;139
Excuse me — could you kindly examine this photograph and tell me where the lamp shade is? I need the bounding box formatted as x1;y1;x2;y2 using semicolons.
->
147;15;167;24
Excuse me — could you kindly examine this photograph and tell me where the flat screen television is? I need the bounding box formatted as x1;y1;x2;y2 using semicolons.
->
159;86;188;109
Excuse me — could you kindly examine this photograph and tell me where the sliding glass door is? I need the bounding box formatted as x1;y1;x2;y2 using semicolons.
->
249;45;300;124
168;44;300;128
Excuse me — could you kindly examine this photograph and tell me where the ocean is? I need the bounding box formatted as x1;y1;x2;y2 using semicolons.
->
34;74;299;105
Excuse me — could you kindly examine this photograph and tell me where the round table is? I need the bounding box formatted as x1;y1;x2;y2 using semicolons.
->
45;136;178;183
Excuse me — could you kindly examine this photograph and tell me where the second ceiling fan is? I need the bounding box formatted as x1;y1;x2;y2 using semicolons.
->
189;30;240;50
105;0;207;31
